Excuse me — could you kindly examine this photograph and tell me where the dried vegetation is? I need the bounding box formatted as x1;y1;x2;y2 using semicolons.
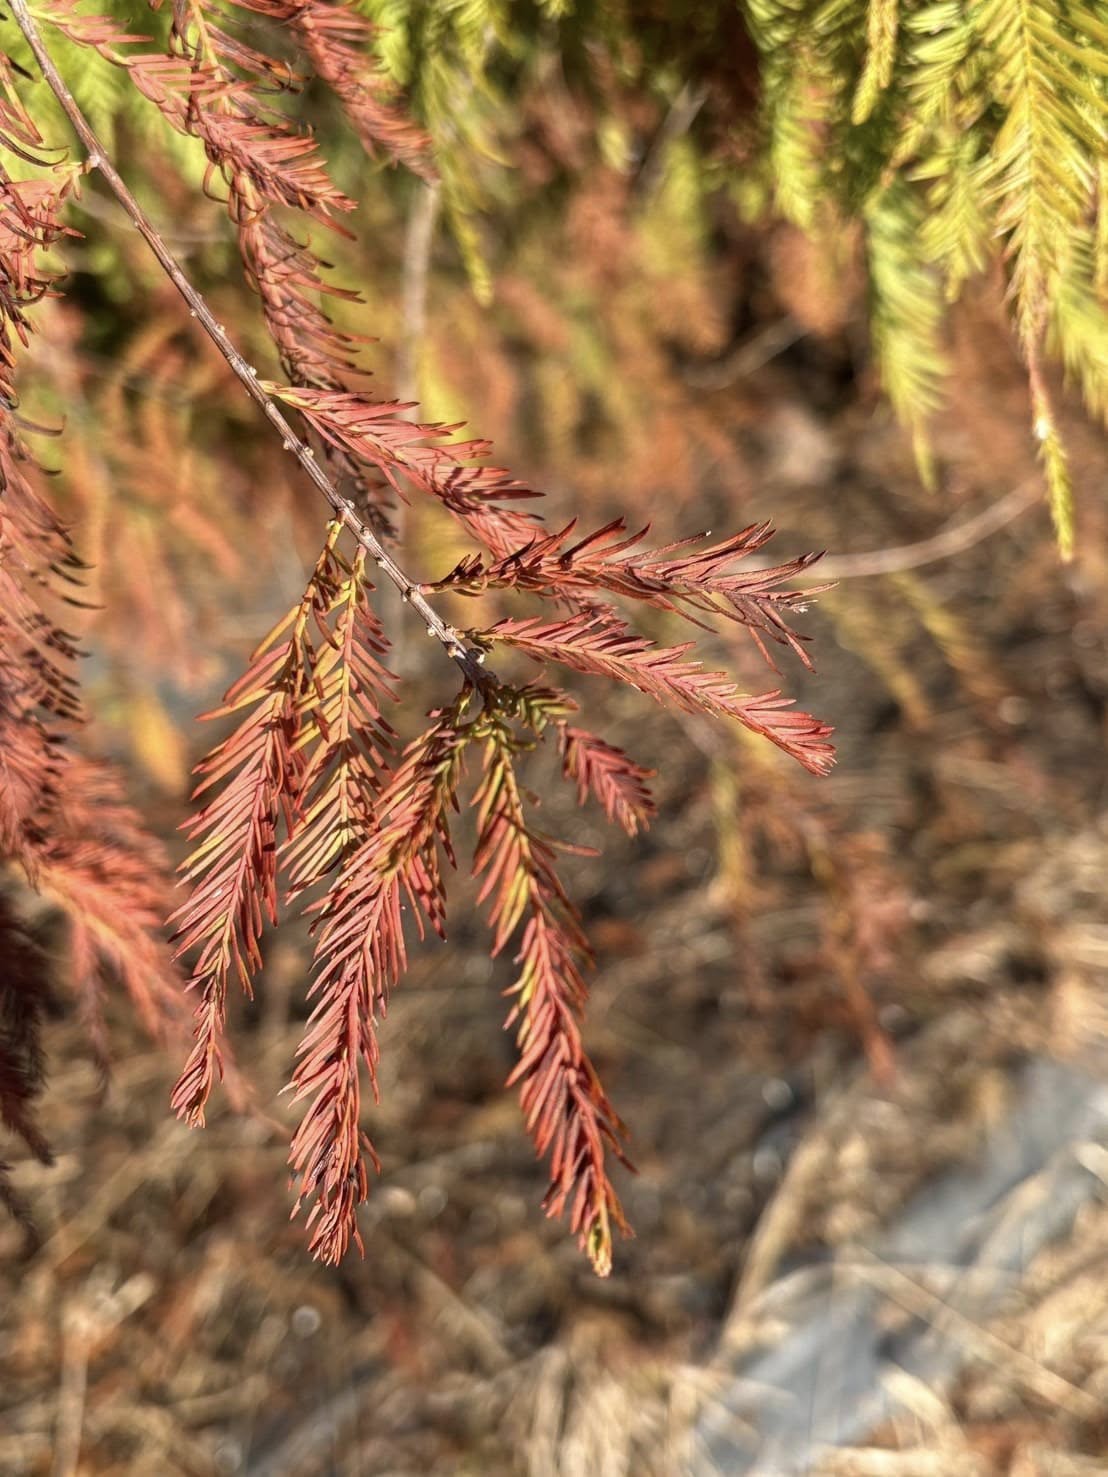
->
2;2;1107;1471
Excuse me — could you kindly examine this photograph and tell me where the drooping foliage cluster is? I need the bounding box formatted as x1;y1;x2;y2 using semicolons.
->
0;137;184;1235
1;0;1105;1273
0;0;836;1273
356;0;1108;555
744;0;1108;555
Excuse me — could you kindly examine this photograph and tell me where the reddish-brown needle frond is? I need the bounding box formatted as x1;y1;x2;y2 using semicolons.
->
269;384;544;555
473;709;631;1275
487;612;835;776
282;545;398;898
169;536;342;1124
558;727;657;837
427;518;825;668
288;700;473;1262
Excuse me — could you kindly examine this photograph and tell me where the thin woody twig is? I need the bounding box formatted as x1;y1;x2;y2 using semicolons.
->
6;0;486;685
634;80;709;202
397;180;441;409
812;480;1040;580
682;318;806;392
737;480;1040;583
390;179;441;664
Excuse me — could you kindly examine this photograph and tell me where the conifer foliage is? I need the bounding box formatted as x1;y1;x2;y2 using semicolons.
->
0;0;832;1272
360;0;1108;554
1;123;184;1234
6;0;1101;1272
743;0;1108;554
